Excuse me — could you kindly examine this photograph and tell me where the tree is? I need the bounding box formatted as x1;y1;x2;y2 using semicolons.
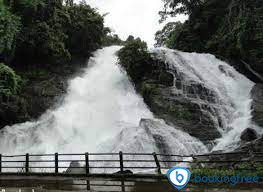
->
0;3;21;63
159;0;203;22
66;4;105;57
118;38;155;84
102;32;124;46
65;0;73;6
155;21;183;47
14;0;71;65
1;0;107;66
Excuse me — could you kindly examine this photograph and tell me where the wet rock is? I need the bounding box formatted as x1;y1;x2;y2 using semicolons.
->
66;161;86;174
0;58;86;129
158;71;174;87
115;170;133;174
237;136;263;153
251;83;263;127
218;65;235;78
139;81;221;144
240;128;258;142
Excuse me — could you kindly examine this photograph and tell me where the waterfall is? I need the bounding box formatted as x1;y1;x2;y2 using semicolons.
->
0;46;206;158
153;48;255;151
0;46;255;161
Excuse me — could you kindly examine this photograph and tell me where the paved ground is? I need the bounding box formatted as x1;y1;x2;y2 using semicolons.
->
0;175;262;192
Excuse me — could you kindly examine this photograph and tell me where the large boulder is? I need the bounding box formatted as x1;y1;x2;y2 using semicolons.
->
66;161;86;174
240;128;258;142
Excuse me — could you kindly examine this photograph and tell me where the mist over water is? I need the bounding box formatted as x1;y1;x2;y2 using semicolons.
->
0;46;256;159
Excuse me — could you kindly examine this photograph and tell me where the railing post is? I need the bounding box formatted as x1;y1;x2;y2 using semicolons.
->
85;153;89;175
153;152;161;174
86;180;90;191
55;153;58;174
121;178;125;192
0;154;2;173
25;153;29;173
119;151;123;173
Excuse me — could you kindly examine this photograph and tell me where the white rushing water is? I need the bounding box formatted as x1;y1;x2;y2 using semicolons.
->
153;48;255;151
0;45;256;169
0;46;206;158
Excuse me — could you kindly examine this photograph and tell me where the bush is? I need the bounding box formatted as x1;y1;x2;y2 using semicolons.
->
0;63;22;97
117;38;157;84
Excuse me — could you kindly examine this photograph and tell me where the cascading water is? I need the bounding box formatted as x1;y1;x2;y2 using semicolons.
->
153;48;255;151
0;46;256;171
0;46;206;159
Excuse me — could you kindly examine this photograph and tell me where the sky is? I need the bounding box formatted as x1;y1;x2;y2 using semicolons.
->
85;0;187;46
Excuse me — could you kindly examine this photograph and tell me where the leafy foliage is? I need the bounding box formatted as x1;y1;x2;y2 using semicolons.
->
0;3;21;63
191;161;263;178
66;3;104;57
155;21;183;47
0;63;22;97
102;31;124;46
159;0;202;22
118;38;156;84
158;0;263;80
1;0;107;66
0;0;108;99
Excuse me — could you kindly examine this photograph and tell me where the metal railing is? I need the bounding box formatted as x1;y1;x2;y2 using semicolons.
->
0;151;262;175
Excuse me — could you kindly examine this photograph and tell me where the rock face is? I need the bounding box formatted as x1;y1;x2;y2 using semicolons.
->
237;136;263;153
240;128;258;142
98;119;207;156
135;53;225;144
140;82;221;144
0;58;86;129
251;83;263;127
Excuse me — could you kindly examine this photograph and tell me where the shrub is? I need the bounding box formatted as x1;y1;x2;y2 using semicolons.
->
0;63;22;97
117;38;156;84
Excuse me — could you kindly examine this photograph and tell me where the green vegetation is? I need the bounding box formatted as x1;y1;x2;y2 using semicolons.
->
0;63;22;98
0;0;121;127
155;21;183;47
0;2;21;63
118;38;153;84
102;30;124;46
66;3;104;57
118;38;167;85
157;0;263;80
191;162;263;178
0;0;112;97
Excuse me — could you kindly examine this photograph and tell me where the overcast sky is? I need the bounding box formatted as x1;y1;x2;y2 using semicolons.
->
85;0;187;46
